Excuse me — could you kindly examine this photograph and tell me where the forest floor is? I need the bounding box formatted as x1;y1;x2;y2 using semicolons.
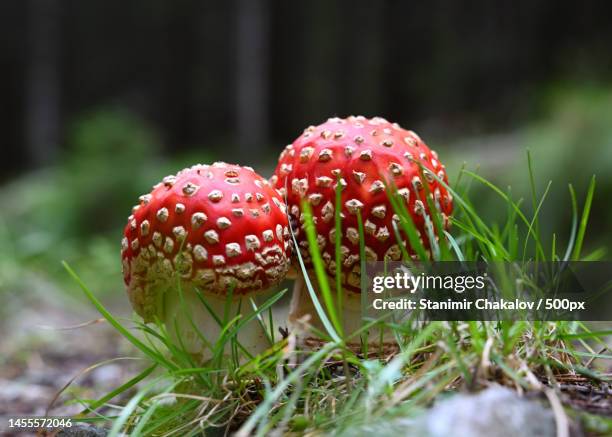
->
0;278;140;435
1;285;612;436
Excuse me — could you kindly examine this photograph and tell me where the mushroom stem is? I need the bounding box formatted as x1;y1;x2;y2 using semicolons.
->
163;285;275;361
288;273;393;348
288;274;305;327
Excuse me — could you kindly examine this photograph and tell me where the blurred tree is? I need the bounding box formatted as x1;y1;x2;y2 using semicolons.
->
343;2;385;115
236;0;269;156
25;0;61;167
1;0;612;178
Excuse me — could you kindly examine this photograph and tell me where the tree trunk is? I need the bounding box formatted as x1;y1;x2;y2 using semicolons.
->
25;0;61;167
235;0;269;159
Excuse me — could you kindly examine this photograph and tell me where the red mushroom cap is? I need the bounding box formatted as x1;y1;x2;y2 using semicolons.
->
122;162;292;321
271;116;453;292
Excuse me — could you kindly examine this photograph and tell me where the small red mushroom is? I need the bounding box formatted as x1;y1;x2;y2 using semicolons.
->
121;162;292;359
271;116;452;341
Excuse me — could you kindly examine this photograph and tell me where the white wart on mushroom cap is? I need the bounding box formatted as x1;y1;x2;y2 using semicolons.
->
122;162;292;321
272;116;453;292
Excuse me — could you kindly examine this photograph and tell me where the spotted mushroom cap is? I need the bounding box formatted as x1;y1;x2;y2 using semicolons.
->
122;162;292;321
271;116;453;292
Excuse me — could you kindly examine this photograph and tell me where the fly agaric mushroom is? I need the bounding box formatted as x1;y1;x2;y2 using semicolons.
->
121;162;292;359
271;116;452;342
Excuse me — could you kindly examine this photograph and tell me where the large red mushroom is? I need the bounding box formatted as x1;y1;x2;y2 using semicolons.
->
271;116;452;343
122;162;292;359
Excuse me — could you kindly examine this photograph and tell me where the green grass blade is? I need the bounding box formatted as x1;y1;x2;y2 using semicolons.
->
62;262;177;371
572;175;596;260
77;364;157;417
557;330;612;340
462;170;545;260
236;342;338;437
108;379;179;437
563;184;579;262
385;183;428;260
301;200;344;338
521;180;552;261
334;176;344;324
444;230;464;262
289;204;341;343
526;150;542;260
418;165;450;260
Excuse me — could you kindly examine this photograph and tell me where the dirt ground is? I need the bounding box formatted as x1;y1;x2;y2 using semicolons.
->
0;276;140;435
1;276;610;436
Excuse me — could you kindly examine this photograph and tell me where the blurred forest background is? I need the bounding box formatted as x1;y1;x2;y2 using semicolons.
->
1;0;612;419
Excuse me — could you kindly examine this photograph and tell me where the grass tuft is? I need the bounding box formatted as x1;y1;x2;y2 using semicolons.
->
60;156;611;436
